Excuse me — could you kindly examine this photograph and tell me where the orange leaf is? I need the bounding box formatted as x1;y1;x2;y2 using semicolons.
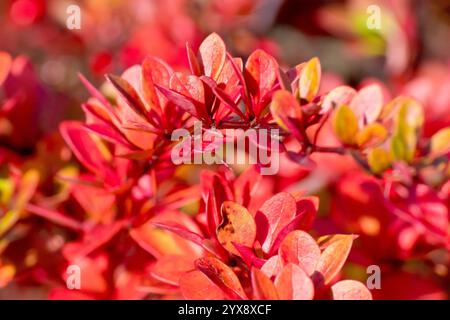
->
0;51;12;85
195;257;247;299
251;267;279;300
278;230;321;276
151;255;194;286
245;49;278;109
179;270;226;300
275;263;314;300
314;234;354;285
199;33;226;80
217;201;257;256
270;90;302;132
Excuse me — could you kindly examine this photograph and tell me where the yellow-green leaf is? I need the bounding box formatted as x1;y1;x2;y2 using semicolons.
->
390;98;424;162
0;178;14;205
0;210;20;237
299;57;321;102
15;169;40;214
356;123;388;148
332;105;359;145
430;127;450;156
367;147;393;174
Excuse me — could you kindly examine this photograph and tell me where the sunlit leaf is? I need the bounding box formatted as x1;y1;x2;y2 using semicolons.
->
367;147;393;174
278;230;321;275
356;123;388;147
151;255;194;286
199;33;226;80
255;192;297;254
299;57;321;102
217;201;257;256
322;86;356;113
314;234;354;285
251;267;279;300
350;84;383;124
430;127;450;156
195;257;247;299
331;280;372;300
274;263;314;300
332;105;359;145
180;270;226;300
270;90;302;132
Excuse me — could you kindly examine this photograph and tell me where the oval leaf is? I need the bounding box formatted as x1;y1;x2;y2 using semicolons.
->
251;267;279;300
217;201;257;256
255;192;297;254
332;105;359;145
278;230;321;275
314;234;354;285
331;280;372;300
275;263;314;300
180;270;226;300
199;33;226;80
270;90;302;132
195;257;247;299
299;57;321;102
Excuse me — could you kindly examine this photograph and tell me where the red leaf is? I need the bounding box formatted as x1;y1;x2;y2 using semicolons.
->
63;221;125;260
141;56;172;111
294;196;319;230
26;204;82;231
331;280;372;300
83;123;133;148
179;270;226;300
156;84;202;119
151;221;209;251
270;90;302;132
79;73;115;116
217;201;257;256
151;255;194;286
186;42;202;76
251;267;279;300
106;74;149;120
59;121;108;175
213;86;247;119
274;263;314;300
278;230;321;276
232;242;265;268
245;50;278;114
172;73;205;105
313;234;354;285
255;192;297;253
195;257;247;299
199;33;226;80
